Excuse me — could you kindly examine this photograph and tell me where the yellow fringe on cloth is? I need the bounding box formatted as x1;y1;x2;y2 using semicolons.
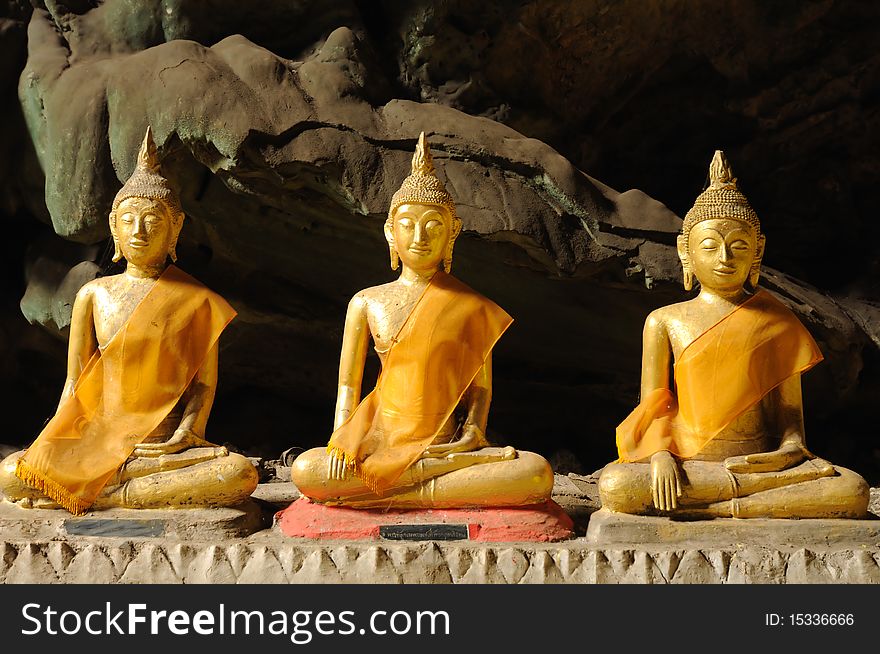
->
15;457;90;515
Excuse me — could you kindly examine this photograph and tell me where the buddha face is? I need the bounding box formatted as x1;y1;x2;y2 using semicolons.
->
681;218;763;292
112;197;178;267
386;203;453;273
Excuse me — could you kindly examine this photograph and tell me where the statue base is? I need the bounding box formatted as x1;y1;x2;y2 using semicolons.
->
0;499;267;540
275;497;574;542
586;508;880;549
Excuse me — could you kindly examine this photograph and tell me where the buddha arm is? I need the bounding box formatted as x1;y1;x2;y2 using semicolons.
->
640;311;672;399
175;341;218;438
641;311;681;511
59;286;98;411
465;356;492;434
131;338;225;457
773;374;807;448
422;356;492;457
328;295;370;481
725;374;809;473
333;294;370;430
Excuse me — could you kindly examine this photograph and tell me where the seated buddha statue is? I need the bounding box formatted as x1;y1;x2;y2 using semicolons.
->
598;151;869;519
0;127;258;514
291;133;553;508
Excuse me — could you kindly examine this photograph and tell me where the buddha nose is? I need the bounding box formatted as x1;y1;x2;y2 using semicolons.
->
413;221;428;244
133;215;148;237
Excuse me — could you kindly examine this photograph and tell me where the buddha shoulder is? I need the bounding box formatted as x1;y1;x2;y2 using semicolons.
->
643;299;694;335
348;280;415;315
73;274;158;321
75;273;136;298
71;276;116;313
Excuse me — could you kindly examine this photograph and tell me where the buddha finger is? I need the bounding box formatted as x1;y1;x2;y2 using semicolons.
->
337;457;350;481
724;456;749;472
132;446;169;458
740;452;791;473
423;445;452;457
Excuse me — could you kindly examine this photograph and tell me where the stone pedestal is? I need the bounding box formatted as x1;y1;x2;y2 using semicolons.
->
0;499;268;540
275;497;574;542
586;508;880;549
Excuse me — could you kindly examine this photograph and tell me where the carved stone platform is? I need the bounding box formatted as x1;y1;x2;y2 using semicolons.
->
586;508;880;549
1;482;878;583
0;499;268;541
2;534;879;584
275;497;574;542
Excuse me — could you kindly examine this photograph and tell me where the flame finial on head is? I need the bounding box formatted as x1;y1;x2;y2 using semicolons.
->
708;150;735;187
411;132;435;177
136;125;162;174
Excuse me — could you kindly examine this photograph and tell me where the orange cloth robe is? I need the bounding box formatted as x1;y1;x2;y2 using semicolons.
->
616;290;823;462
15;265;236;514
327;271;513;493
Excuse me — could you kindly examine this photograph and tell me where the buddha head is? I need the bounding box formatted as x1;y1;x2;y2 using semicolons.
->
385;132;462;274
677;150;765;292
109;127;185;267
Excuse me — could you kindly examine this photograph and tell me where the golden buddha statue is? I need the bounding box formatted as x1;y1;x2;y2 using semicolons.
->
598;151;869;519
0;127;258;514
291;133;553;508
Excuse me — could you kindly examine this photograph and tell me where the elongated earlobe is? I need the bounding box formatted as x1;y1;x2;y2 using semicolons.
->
109;211;123;262
384;216;399;270
748;235;766;290
676;233;693;291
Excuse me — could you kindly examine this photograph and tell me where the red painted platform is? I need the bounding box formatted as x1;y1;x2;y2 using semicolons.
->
275;497;574;542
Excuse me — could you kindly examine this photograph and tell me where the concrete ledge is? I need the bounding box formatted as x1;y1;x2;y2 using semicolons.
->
586;508;880;549
0;500;268;540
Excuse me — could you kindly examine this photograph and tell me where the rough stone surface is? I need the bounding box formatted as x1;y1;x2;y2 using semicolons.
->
0;535;876;585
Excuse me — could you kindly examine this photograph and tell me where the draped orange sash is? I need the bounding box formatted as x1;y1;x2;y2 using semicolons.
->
616;290;823;462
15;265;236;514
327;271;513;493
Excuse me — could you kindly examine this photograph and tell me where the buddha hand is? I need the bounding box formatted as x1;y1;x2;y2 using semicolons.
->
724;440;808;473
132;428;225;457
650;450;682;512
421;422;487;458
